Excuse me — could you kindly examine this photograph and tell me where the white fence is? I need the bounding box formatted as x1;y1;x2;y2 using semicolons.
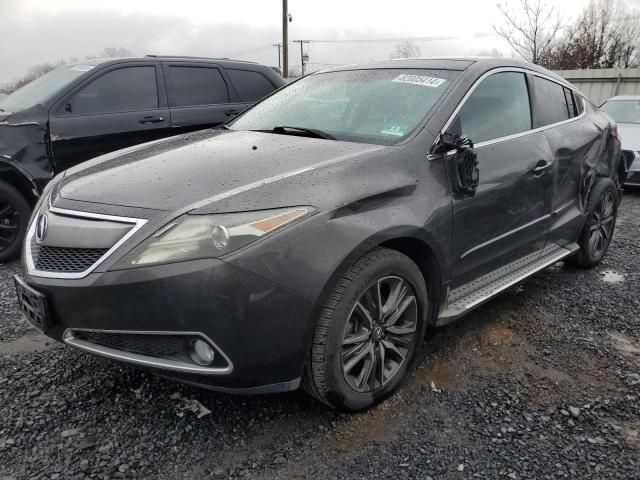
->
553;68;640;106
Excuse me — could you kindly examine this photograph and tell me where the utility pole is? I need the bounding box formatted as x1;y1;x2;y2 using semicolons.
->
282;0;289;78
293;40;310;76
272;43;282;72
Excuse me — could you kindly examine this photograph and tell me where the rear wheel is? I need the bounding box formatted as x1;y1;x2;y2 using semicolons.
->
0;180;31;263
569;178;618;268
303;248;428;411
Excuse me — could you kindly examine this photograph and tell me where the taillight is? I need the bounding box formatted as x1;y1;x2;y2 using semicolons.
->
612;126;621;141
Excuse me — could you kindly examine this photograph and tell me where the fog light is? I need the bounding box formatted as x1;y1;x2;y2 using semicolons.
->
190;339;215;366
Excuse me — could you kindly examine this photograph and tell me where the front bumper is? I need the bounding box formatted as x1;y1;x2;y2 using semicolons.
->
19;258;315;393
624;151;640;186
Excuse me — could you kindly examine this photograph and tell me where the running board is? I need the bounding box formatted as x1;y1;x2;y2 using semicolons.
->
437;243;579;326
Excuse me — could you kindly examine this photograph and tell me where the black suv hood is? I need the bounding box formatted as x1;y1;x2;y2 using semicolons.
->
59;129;385;212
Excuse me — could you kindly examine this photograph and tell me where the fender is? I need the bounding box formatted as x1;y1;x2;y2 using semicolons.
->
310;225;449;325
0;156;41;205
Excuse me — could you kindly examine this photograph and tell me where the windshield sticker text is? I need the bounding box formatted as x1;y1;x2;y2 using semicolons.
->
70;65;95;72
381;124;408;136
392;74;447;88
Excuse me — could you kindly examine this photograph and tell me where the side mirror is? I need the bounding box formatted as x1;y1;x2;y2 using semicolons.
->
64;102;72;114
436;133;479;197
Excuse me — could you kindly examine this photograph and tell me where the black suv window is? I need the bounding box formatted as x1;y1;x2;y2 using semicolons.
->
454;72;532;144
166;66;229;107
534;76;571;126
69;66;158;115
226;69;276;102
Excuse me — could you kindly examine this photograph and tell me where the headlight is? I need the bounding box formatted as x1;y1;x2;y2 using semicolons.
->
114;207;313;268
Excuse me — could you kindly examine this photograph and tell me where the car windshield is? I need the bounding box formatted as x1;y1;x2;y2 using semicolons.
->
230;68;458;145
601;99;640;124
0;64;93;113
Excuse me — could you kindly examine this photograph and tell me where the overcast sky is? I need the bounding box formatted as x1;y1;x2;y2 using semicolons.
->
2;0;638;84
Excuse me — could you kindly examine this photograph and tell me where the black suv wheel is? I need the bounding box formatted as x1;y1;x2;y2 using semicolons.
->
303;248;428;411
0;180;31;263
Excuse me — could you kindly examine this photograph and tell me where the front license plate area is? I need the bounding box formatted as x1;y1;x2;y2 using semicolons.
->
14;276;51;333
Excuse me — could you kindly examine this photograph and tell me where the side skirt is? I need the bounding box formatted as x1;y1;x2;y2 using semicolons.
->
437;243;579;326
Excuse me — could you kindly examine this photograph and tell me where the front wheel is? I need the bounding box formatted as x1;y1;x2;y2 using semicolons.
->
0;180;31;263
569;177;618;268
303;248;428;411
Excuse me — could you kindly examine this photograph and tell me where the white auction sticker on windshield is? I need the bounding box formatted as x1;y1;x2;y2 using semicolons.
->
70;65;95;72
392;74;447;88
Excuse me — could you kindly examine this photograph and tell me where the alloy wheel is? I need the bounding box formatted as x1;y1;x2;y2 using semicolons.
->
588;191;615;257
0;198;19;252
341;275;418;393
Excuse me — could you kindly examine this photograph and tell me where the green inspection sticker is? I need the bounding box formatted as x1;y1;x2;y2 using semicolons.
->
381;124;408;136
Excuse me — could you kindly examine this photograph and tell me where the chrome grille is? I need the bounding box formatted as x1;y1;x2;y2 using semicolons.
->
25;201;147;279
32;244;109;273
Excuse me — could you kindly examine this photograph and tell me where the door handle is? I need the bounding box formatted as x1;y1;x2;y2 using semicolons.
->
225;109;241;117
531;160;552;174
139;116;164;124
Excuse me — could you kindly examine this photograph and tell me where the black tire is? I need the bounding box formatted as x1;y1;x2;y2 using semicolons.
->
568;177;618;268
0;180;31;263
303;248;428;411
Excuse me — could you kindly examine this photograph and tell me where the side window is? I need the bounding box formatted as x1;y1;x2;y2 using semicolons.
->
575;94;585;115
68;67;158;115
563;87;578;117
452;72;532;144
166;66;229;107
226;69;276;102
533;76;570;126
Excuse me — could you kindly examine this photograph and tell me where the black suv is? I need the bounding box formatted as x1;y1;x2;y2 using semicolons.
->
0;56;285;261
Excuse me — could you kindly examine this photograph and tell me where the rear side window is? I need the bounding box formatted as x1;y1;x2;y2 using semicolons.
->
533;76;570;126
166;66;230;107
453;72;532;144
564;88;578;117
226;69;276;102
575;95;584;115
69;66;158;115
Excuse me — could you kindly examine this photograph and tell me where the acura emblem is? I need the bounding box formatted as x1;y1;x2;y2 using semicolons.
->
35;213;48;243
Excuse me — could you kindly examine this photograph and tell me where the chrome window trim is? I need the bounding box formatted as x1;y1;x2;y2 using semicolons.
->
25;201;147;280
63;328;233;375
436;67;587;150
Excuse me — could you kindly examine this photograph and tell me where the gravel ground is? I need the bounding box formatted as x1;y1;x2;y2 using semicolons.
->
1;193;639;480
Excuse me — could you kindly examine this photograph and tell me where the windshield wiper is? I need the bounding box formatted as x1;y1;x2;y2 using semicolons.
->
270;125;336;140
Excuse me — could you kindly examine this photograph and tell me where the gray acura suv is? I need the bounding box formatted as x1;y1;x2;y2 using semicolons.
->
15;58;625;411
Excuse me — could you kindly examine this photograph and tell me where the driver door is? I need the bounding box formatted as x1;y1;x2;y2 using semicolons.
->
446;71;555;287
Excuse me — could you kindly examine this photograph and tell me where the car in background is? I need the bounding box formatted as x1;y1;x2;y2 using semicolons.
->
15;58;625;411
0;56;285;261
601;95;640;186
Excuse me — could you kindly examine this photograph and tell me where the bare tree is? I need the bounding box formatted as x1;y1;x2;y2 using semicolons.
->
0;47;135;94
390;40;422;59
545;0;640;69
493;0;563;64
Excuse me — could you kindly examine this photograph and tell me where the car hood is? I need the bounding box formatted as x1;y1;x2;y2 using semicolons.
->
618;123;640;152
58;129;387;212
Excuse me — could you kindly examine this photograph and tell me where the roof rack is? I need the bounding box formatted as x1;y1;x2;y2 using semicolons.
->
144;55;257;64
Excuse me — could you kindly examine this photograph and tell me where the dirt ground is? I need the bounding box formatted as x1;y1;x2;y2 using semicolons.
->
1;192;639;479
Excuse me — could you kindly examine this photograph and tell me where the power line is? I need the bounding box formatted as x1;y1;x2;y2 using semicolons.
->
292;33;495;44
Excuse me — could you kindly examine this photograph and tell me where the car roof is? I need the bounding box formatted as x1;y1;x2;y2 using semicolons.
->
604;95;640;101
317;56;571;86
68;56;261;69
